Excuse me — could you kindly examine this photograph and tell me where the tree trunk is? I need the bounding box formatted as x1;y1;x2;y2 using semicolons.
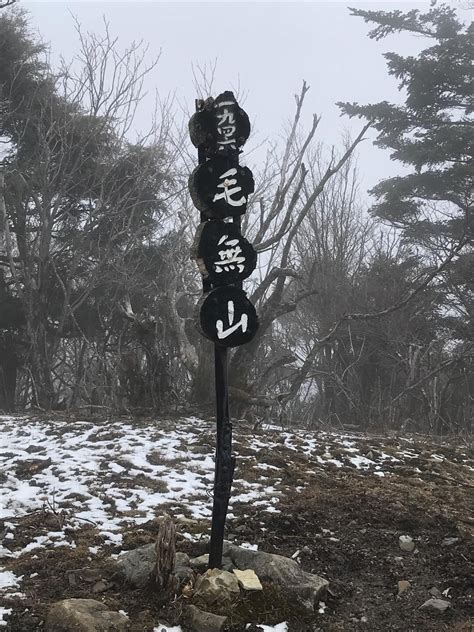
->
0;346;17;411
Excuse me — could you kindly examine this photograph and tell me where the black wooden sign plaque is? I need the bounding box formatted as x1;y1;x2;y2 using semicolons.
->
189;91;250;158
191;220;257;286
198;286;258;348
189;156;254;219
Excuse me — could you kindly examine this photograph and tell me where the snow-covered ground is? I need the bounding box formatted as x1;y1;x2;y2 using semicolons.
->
0;415;286;541
1;414;472;628
152;623;288;632
0;415;415;544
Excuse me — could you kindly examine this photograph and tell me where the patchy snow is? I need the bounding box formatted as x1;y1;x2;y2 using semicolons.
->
317;455;343;467
246;623;288;632
0;570;20;590
0;607;12;627
153;626;182;632
240;541;259;550
0;568;24;615
349;455;374;468
257;463;280;471
0;546;14;558
2;411;469;621
0;415;297;571
0;417;280;539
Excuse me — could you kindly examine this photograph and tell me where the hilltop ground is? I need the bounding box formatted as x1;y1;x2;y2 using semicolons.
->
0;413;472;631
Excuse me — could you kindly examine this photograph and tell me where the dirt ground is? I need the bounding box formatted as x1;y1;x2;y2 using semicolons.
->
1;418;473;631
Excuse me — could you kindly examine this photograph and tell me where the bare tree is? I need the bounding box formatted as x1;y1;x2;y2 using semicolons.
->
1;14;176;408
225;82;371;409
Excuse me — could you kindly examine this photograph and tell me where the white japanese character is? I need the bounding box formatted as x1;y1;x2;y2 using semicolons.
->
216;107;237;149
216;139;237;150
216;107;236;127
212;168;246;207
216;300;248;340
220;125;237;138
214;235;246;273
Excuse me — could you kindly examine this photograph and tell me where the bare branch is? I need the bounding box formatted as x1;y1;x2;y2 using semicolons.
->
317;233;470;345
250;267;299;305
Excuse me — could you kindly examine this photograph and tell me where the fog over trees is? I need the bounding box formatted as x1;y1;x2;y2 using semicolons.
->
0;3;471;434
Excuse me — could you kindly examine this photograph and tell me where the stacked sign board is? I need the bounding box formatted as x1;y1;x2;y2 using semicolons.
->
189;92;258;347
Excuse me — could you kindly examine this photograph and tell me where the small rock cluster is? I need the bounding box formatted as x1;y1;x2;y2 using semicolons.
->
395;534;453;617
44;540;328;631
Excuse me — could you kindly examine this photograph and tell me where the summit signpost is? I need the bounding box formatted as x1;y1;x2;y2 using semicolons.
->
189;92;258;568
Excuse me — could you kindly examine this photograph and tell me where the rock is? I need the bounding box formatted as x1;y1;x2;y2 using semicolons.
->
397;580;411;595
67;568;104;584
91;580;112;594
25;444;45;454
115;545;194;587
441;537;460;547
190;554;209;569
114;543;155;587
175;551;190;567
45;598;129;631
193;568;240;606
190;554;234;572
233;569;262;591
184;604;227;632
222;541;328;611
419;598;451;613
221;557;235;571
178;517;199;526
399;535;415;552
429;587;443;598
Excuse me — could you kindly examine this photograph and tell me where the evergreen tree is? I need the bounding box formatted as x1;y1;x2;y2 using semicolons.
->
338;4;473;432
338;5;472;243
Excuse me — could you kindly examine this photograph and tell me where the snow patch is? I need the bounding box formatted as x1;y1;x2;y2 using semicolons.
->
0;607;12;627
246;623;288;632
0;570;20;590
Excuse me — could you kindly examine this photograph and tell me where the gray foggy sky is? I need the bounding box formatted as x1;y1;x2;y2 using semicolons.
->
20;1;460;201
